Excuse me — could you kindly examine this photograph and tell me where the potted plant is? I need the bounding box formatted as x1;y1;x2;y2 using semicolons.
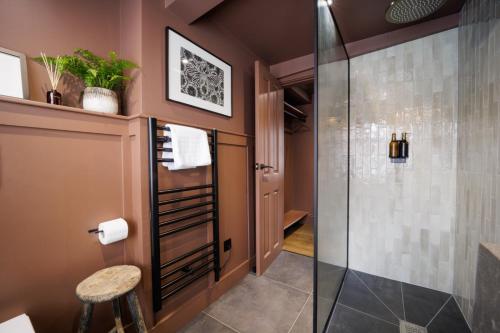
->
35;49;138;114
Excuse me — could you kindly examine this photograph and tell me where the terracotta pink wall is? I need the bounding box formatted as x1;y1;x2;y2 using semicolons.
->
284;104;314;224
0;0;121;107
0;0;259;135
135;3;260;328
119;0;143;117
0;1;259;331
0;96;255;333
139;1;259;136
0;99;132;333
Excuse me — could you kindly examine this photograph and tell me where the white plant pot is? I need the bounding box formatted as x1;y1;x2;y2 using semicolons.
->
82;87;119;115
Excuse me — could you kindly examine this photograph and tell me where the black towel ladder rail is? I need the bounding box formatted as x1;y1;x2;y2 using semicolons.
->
148;117;220;312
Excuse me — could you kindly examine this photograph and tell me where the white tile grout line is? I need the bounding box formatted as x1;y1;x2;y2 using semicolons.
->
261;274;312;295
424;295;452;328
337;303;400;327
401;282;406;321
287;293;312;333
351;270;402;321
203;312;243;333
451;294;473;332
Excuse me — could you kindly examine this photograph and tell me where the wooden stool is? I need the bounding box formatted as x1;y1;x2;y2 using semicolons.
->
76;265;147;333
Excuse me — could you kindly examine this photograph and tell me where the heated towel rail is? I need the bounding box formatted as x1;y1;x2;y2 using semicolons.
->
148;117;220;312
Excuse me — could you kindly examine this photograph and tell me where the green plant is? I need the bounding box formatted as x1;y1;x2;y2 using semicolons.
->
34;49;138;91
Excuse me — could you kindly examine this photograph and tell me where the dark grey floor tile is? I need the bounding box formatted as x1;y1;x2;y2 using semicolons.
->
290;295;313;333
317;295;336;332
317;262;346;331
264;251;313;293
353;270;405;320
317;261;346;300
427;298;471;333
205;274;309;333
327;304;399;333
179;313;236;333
402;282;450;327
338;271;399;325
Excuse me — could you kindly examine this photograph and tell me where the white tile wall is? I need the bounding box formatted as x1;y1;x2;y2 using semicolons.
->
455;0;500;324
348;29;458;293
317;59;349;267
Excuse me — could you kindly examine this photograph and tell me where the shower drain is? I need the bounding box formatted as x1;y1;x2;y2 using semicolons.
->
399;321;428;333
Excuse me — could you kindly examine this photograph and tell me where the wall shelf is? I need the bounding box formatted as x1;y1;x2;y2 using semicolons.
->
284;210;308;230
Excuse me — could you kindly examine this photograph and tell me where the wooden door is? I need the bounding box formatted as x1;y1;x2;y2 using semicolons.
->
254;60;284;276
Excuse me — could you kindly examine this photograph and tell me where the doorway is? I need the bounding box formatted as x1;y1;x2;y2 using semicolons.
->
254;60;315;276
283;83;314;258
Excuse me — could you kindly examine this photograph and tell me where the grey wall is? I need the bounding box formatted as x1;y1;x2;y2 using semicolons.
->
349;29;458;293
454;0;500;324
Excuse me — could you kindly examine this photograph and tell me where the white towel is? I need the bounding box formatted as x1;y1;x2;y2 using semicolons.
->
162;124;211;170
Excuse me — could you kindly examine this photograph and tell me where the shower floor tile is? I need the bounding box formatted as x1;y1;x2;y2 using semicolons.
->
327;304;399;333
354;270;405;320
329;269;471;333
338;271;399;324
427;297;471;333
402;282;450;327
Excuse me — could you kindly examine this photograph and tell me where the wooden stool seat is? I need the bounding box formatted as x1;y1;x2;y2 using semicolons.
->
76;265;141;303
76;265;147;333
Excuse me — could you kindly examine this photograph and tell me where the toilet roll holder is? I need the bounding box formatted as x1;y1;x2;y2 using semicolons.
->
87;228;103;234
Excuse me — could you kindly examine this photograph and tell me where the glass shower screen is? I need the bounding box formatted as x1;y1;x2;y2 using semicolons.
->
314;1;349;332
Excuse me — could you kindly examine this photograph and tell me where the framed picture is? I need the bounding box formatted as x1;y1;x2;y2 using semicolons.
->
0;46;29;99
166;28;232;117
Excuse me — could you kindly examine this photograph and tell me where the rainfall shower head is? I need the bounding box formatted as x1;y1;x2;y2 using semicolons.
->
385;0;448;24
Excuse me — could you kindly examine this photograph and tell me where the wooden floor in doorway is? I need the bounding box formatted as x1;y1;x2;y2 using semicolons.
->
283;223;314;257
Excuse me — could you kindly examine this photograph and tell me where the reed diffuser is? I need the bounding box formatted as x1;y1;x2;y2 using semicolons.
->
40;52;63;105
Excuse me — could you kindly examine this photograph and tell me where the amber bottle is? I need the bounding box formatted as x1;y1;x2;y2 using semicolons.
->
400;132;409;158
389;133;399;158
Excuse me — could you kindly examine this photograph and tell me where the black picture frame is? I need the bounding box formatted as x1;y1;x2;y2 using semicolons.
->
165;27;233;118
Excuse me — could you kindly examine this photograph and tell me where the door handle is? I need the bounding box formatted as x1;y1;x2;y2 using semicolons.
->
256;163;274;170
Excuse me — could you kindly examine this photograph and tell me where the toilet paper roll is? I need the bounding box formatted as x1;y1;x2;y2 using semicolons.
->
98;218;128;245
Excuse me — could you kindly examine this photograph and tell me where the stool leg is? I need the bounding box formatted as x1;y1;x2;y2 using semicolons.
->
78;303;94;333
126;290;147;333
112;298;125;333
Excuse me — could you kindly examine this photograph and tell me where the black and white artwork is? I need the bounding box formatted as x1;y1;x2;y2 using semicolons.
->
180;47;224;107
167;28;232;117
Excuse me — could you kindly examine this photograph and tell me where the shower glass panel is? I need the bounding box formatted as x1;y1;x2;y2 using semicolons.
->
314;1;349;332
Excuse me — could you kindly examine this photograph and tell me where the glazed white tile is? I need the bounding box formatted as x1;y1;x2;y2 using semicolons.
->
317;55;349;267
348;29;458;293
454;0;500;324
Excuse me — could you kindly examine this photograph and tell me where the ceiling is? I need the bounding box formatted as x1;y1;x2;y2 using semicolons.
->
205;0;313;65
200;0;464;64
330;0;465;43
